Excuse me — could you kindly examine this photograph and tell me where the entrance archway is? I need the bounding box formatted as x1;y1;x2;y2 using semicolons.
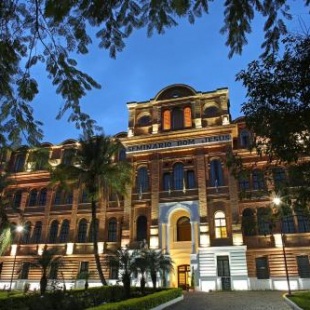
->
178;264;190;290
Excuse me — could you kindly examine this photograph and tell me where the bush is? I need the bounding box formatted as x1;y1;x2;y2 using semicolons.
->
87;288;183;310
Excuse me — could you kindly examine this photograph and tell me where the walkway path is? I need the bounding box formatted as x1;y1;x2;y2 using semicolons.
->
165;291;292;310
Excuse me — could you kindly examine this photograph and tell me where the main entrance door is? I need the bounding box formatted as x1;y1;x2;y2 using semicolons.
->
217;255;231;290
178;264;190;290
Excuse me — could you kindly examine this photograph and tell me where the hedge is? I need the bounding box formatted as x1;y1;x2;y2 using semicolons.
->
87;288;183;310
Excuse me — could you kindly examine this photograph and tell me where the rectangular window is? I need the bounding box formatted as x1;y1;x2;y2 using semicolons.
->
256;257;269;279
20;262;30;279
297;256;310;278
110;267;119;279
80;261;89;274
49;263;58;279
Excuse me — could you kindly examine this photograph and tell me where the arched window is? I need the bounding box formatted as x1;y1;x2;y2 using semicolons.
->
186;170;195;189
184;107;192;128
252;169;265;190
54;188;62;205
240;130;251;148
257;207;271;235
172;108;184;130
173;163;184;190
14;153;26;172
214;211;227;238
119;148;126;161
64;190;73;204
203;106;219;118
137;115;151;126
108;218;117;242
242;208;256;236
49;220;59;243
59;220;70;243
38;188;47;206
62;148;75;166
21;222;31;244
13;190;22;208
273;167;286;188
32;221;42;243
77;219;88;243
210;159;224;187
28;189;37;206
137;167;149;193
163;173;171;191
136;215;147;242
177;216;191;241
89;219;99;242
80;188;90;203
162;110;171;130
296;211;310;233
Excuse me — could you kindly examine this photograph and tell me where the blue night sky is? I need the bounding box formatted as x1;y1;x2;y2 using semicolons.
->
31;1;309;145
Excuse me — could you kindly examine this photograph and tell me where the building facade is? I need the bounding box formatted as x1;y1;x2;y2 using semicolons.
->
1;84;310;292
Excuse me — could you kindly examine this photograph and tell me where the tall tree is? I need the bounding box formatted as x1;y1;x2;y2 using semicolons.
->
51;134;132;286
236;34;310;205
1;0;307;146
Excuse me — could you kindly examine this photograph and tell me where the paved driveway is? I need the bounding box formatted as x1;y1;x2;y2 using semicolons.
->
165;291;292;310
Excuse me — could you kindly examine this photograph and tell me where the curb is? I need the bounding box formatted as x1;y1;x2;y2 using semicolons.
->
151;295;184;310
283;294;303;310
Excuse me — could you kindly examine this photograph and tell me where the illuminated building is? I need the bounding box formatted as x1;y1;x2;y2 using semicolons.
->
1;84;310;291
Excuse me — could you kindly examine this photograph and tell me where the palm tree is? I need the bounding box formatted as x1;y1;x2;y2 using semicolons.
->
109;246;138;298
146;249;174;290
29;247;63;295
51;134;132;286
132;251;149;295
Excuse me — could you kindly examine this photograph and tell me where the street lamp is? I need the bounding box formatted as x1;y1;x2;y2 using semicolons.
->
8;225;24;292
272;197;292;296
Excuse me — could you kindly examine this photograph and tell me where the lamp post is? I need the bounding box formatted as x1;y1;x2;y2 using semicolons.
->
8;225;23;292
273;197;292;296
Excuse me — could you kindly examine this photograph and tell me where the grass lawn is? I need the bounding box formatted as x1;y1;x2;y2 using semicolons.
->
288;291;310;310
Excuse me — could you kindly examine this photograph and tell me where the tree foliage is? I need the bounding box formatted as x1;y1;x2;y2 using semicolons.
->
1;0;307;146
237;34;310;164
234;34;310;207
50;134;132;286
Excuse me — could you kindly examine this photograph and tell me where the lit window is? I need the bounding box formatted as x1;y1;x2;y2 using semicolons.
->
184;107;192;128
163;110;171;130
214;211;227;238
